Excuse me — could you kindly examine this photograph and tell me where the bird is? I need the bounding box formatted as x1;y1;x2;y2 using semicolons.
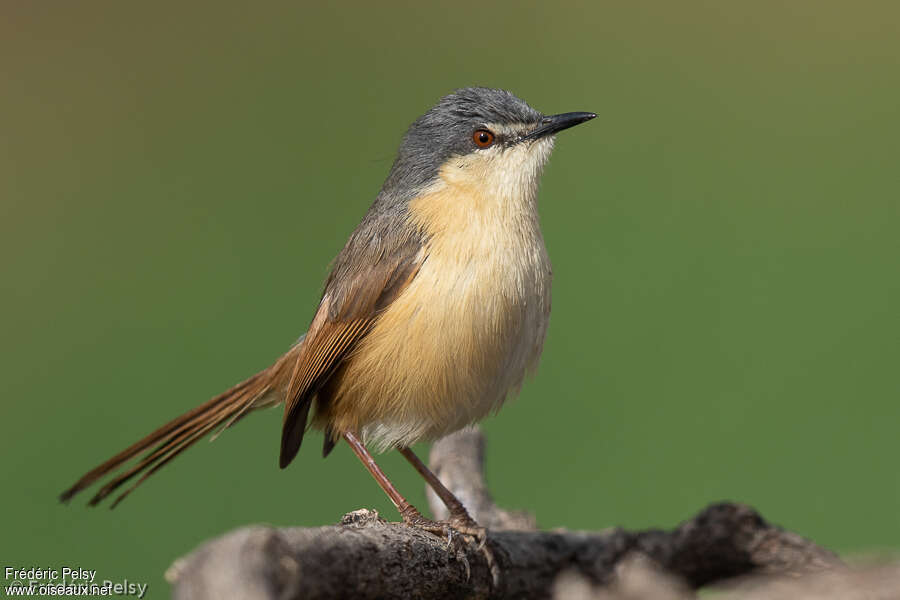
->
60;87;595;541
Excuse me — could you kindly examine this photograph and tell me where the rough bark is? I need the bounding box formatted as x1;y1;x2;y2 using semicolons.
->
167;428;844;599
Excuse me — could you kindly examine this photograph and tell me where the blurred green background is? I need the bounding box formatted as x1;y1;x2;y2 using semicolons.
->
2;1;898;596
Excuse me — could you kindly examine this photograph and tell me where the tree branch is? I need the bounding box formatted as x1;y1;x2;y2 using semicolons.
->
167;428;842;599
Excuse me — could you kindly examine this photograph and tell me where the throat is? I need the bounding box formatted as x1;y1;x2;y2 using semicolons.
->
409;172;541;244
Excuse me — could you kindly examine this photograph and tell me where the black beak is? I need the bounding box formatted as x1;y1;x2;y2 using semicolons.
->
522;112;597;141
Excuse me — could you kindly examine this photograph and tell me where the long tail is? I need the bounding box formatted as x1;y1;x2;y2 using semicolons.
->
60;351;296;508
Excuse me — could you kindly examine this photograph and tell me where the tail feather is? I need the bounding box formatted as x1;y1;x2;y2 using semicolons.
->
107;417;224;509
90;417;211;507
60;368;277;507
210;393;257;442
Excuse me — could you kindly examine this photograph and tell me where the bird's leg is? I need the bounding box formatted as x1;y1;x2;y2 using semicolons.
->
397;446;486;543
341;432;453;542
343;432;494;582
398;445;496;582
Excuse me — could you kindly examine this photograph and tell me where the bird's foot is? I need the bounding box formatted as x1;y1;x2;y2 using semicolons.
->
400;505;496;584
400;508;457;546
446;510;488;550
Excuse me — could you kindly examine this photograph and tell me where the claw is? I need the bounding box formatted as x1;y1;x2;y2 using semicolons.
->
400;508;497;587
459;553;471;582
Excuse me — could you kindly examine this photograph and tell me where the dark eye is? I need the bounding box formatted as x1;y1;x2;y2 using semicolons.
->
473;129;495;148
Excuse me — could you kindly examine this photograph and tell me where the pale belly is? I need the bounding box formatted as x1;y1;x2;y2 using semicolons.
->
322;235;552;451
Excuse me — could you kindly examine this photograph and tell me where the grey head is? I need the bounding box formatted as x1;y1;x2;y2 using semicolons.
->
323;87;594;318
377;87;596;205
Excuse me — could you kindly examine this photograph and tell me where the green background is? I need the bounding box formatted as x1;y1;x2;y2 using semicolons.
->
2;1;898;596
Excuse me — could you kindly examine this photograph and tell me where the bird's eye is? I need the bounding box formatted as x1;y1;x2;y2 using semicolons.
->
473;129;495;148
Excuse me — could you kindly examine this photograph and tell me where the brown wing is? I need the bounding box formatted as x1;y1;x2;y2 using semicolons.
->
279;227;425;468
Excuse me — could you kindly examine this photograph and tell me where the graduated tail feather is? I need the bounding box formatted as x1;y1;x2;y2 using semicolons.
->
59;346;302;509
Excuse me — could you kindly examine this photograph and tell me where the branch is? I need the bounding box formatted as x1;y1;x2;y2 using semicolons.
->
167;428;841;599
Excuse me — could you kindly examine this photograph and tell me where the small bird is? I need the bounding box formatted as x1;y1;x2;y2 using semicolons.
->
61;87;595;540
